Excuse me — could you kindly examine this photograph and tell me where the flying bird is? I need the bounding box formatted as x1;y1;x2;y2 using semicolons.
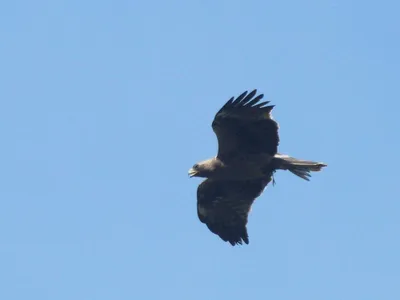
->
188;89;327;246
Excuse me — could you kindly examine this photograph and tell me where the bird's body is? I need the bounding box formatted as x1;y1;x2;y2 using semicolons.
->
189;89;327;246
192;153;274;181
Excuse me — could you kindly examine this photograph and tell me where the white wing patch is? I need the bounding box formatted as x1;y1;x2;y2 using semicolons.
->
197;203;208;218
198;196;223;218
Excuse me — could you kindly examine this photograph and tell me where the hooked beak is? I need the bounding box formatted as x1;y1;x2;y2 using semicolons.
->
188;168;197;178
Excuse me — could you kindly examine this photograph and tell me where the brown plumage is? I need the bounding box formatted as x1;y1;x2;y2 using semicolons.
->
189;89;327;246
196;177;273;246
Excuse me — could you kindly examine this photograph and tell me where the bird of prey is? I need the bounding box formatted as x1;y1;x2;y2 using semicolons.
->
188;89;327;246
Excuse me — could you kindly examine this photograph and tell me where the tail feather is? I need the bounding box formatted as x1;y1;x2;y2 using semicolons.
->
272;154;327;181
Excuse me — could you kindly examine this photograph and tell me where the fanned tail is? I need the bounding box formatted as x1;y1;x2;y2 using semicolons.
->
272;154;327;181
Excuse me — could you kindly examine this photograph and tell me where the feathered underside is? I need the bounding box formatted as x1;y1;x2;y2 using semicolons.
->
212;89;280;160
196;176;272;246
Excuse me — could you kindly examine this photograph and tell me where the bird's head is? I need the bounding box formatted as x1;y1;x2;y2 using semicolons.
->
188;160;216;178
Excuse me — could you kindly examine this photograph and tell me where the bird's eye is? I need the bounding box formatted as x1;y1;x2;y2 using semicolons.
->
193;164;199;169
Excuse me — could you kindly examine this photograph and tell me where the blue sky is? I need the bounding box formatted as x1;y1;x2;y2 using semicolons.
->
1;0;399;299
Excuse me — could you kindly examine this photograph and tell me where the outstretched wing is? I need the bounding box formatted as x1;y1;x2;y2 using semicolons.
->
212;89;279;161
196;176;272;246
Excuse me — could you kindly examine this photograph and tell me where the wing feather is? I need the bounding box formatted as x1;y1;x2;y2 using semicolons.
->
212;89;279;160
197;177;272;246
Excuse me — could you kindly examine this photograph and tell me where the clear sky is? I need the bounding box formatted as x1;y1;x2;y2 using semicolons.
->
1;0;399;299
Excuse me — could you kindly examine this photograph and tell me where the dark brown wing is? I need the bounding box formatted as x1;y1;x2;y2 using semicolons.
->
212;89;279;160
196;176;272;246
